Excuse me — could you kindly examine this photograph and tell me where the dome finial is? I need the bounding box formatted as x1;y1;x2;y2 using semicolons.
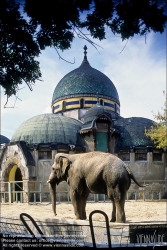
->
80;45;90;65
83;45;87;60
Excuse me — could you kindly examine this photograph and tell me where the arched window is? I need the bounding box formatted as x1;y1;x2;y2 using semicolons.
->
100;99;104;105
80;98;84;109
62;101;66;111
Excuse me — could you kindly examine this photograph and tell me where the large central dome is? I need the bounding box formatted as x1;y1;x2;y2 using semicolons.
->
52;47;120;115
52;58;119;104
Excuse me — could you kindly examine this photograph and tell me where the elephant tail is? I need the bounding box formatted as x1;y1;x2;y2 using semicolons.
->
124;164;149;187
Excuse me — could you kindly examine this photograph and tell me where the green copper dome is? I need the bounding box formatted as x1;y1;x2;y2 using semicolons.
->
82;103;116;125
81;103;118;132
52;55;120;105
114;117;155;149
11;114;83;146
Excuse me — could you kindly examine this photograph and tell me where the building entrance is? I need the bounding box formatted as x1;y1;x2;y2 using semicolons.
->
96;132;108;152
8;165;23;202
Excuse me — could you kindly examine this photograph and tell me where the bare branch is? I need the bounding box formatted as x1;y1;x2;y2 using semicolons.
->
4;87;22;108
15;95;22;102
4;96;9;108
71;25;103;54
54;47;75;64
119;39;129;54
25;82;33;91
17;86;26;91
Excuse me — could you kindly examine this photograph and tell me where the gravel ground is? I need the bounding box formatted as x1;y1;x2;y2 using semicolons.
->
1;201;166;223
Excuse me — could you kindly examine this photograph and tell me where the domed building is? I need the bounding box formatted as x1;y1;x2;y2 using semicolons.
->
52;46;120;119
0;46;166;203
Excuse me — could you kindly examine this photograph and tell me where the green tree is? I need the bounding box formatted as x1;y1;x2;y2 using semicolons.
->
0;0;41;97
145;93;167;148
0;0;167;98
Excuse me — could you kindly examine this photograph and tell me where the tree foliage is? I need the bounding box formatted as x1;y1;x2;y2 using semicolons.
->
0;0;41;97
145;93;167;149
0;0;167;98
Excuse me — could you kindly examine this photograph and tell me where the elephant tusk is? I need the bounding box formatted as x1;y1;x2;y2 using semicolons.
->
47;180;50;183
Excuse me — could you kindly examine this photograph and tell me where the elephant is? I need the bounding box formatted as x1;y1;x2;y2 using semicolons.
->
47;151;147;223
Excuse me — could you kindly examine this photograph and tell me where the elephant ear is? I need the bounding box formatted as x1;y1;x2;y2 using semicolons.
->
58;156;70;175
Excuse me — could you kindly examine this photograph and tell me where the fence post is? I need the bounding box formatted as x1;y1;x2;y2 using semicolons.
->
67;185;71;203
8;182;12;203
34;193;36;203
158;191;161;200
21;192;23;203
94;194;99;202
28;180;30;203
67;191;70;203
135;192;137;201
39;182;42;203
16;192;18;203
143;189;145;201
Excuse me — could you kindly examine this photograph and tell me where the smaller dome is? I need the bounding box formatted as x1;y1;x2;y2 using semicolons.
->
83;103;112;124
114;117;155;149
82;103;118;125
80;103;118;132
11;114;84;147
0;135;10;144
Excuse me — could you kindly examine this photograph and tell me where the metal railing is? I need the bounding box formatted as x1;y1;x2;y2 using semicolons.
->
1;212;167;248
0;180;166;204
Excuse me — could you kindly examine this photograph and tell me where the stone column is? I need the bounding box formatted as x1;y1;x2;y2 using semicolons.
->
52;150;57;163
22;179;29;203
130;152;135;165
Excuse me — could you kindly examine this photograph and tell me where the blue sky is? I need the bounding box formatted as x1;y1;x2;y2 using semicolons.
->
1;30;166;140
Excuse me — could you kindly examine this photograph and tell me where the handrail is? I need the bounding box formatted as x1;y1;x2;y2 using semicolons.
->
19;213;70;245
20;213;45;238
89;210;111;248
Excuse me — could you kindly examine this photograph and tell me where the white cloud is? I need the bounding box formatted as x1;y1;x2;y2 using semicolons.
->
100;33;166;120
43;106;52;114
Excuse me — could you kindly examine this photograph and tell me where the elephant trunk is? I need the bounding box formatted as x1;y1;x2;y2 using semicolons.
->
48;181;57;216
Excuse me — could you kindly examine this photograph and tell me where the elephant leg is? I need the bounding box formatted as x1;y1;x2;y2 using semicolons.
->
70;190;83;220
109;184;126;223
115;197;126;223
110;200;116;222
107;190;116;222
81;190;89;220
107;188;116;222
